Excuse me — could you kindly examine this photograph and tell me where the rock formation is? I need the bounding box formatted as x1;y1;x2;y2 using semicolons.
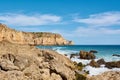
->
0;23;73;45
89;50;98;53
105;61;120;69
96;58;106;65
112;54;120;57
89;60;100;67
89;59;106;68
88;71;120;80
79;51;96;60
0;41;75;80
88;58;120;69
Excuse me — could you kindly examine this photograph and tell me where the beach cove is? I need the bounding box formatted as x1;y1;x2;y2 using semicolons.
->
0;24;119;80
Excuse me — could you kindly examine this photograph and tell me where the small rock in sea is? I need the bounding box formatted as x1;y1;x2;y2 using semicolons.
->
79;50;96;60
70;53;79;59
112;54;120;57
97;58;106;65
89;59;100;67
89;50;98;53
105;61;120;69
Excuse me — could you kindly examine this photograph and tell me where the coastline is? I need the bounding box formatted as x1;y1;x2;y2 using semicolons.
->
38;45;120;77
0;41;75;80
0;24;120;80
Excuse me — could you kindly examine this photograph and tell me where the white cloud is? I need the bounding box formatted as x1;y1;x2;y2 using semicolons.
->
44;27;120;38
0;13;61;26
74;27;120;37
74;12;120;27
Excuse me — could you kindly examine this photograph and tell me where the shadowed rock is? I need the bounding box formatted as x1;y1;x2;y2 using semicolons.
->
105;61;120;69
89;60;100;67
70;53;79;59
89;50;98;53
79;51;96;60
112;54;120;57
97;58;106;65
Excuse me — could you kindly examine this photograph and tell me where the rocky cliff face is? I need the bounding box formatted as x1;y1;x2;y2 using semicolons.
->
0;24;73;45
0;41;75;80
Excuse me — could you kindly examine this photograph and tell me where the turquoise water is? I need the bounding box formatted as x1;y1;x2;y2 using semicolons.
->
37;45;120;62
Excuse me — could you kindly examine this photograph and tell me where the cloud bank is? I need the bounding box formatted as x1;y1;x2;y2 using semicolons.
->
71;12;120;37
0;13;61;26
74;27;120;37
74;12;120;27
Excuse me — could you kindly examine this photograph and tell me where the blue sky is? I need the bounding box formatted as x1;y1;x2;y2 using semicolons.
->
0;0;120;45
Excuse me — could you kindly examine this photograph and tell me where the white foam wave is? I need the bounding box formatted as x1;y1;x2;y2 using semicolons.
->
71;58;91;65
50;47;120;76
52;47;63;51
83;65;120;76
47;46;120;76
55;49;78;55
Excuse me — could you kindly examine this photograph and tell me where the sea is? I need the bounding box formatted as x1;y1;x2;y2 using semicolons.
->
37;45;120;75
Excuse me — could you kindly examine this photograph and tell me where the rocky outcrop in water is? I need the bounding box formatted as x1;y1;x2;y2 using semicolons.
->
0;23;73;45
0;41;75;80
89;60;100;67
88;59;120;69
89;50;98;53
105;61;120;69
112;54;120;57
79;51;96;60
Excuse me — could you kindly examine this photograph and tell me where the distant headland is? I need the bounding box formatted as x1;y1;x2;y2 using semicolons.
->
0;23;73;46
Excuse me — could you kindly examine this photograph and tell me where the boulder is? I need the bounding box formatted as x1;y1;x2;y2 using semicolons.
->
79;51;96;60
70;53;79;59
89;50;98;53
112;54;120;57
105;61;120;69
0;41;76;80
97;58;106;65
88;59;120;69
89;60;100;67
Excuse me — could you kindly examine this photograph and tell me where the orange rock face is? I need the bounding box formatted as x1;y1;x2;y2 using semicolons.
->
0;23;73;45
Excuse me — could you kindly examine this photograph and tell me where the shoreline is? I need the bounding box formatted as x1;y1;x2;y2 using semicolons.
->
37;45;120;77
0;24;120;80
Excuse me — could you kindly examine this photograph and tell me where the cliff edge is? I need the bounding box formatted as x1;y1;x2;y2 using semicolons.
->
0;23;73;45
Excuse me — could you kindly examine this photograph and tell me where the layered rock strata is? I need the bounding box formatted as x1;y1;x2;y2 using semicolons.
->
0;24;73;45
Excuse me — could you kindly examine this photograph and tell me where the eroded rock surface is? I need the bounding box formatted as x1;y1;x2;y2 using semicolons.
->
88;71;120;80
0;41;75;80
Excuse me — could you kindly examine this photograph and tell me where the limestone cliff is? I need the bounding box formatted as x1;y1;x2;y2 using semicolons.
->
0;23;73;45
